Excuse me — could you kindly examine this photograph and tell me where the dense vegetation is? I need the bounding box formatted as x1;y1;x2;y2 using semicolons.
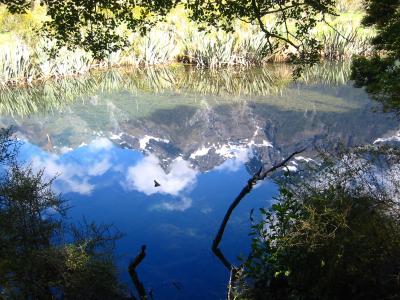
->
350;0;400;110
0;1;398;103
0;1;372;86
0;130;128;299
235;145;400;299
0;0;397;109
0;1;399;299
0;0;346;63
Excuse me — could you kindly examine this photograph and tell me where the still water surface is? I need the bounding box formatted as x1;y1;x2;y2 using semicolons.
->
0;63;398;299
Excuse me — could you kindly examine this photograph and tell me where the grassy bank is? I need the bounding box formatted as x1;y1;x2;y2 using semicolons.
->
0;1;373;86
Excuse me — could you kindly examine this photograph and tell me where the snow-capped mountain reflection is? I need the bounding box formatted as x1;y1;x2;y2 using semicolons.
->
24;137;262;199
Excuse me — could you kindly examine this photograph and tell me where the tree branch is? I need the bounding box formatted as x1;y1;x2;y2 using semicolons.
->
322;17;353;42
259;3;308;15
251;0;300;50
128;245;147;300
211;148;306;271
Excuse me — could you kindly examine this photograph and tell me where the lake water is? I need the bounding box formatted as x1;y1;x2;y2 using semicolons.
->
0;63;398;299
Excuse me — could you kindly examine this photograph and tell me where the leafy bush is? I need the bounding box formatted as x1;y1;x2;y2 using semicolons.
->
0;129;127;299
351;56;400;111
237;145;400;299
350;0;400;111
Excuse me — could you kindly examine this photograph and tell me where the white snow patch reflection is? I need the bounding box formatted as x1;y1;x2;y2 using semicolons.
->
373;131;400;144
190;146;211;159
139;135;170;150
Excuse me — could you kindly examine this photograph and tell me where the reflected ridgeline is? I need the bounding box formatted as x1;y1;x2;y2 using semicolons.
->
0;62;398;175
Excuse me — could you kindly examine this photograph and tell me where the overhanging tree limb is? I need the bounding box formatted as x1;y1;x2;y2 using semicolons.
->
251;0;300;50
212;148;307;270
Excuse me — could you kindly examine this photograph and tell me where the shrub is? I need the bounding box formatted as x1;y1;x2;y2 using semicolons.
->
237;145;400;300
0;130;127;299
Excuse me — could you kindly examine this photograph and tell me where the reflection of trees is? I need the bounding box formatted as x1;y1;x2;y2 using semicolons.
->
350;0;400;113
2;86;396;176
1;62;396;176
300;62;352;86
0;131;128;299
0;63;352;117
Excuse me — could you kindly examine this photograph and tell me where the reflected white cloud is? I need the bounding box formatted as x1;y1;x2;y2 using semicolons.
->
125;154;197;196
88;137;113;152
157;223;200;238
31;155;95;195
87;157;112;176
29;138;114;195
152;197;192;212
59;146;73;154
200;207;213;214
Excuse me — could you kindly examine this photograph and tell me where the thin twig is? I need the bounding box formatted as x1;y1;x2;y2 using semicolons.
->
212;148;306;270
251;0;300;50
322;17;353;42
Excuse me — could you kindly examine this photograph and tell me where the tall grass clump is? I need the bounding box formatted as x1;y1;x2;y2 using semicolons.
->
0;43;35;85
0;0;373;85
0;40;94;85
317;20;374;60
34;39;93;78
135;29;180;66
180;28;272;68
98;29;180;68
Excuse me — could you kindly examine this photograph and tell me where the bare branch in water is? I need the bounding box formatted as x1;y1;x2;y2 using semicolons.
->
129;245;148;300
212;148;307;270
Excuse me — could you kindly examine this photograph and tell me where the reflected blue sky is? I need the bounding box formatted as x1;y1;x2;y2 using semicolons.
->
18;138;278;299
3;63;399;298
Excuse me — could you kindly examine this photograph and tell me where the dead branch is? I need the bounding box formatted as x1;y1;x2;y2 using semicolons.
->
128;245;147;300
212;148;306;271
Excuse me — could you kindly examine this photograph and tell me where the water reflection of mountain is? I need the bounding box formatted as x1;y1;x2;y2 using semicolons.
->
0;63;398;174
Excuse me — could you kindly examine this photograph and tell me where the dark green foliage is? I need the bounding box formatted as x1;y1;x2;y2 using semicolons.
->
239;146;400;300
0;0;337;69
0;166;64;299
186;0;337;74
0;0;176;59
0;130;127;299
0;0;159;59
351;55;400;110
362;0;400;56
350;0;400;110
0;0;30;14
